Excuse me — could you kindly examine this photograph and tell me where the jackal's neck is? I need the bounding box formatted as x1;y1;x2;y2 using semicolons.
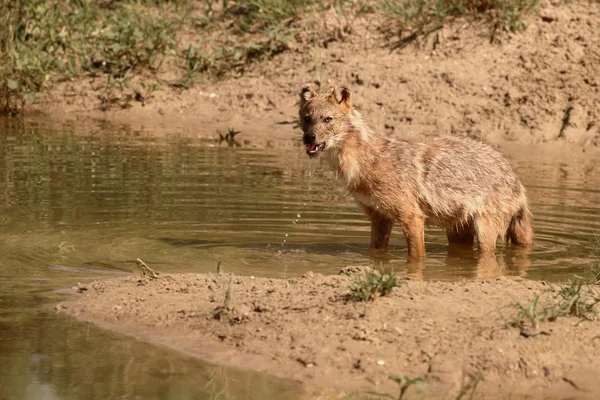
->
325;112;387;188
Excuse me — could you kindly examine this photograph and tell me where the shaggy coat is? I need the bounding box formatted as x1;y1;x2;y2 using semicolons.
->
299;84;533;259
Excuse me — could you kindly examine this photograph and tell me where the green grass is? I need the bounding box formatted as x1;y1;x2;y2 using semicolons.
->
0;0;186;113
180;0;332;81
557;279;600;318
347;267;402;302
507;279;600;331
377;0;540;37
0;0;544;113
508;291;557;330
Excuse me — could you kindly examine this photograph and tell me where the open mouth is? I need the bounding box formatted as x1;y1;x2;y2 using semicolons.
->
305;142;325;158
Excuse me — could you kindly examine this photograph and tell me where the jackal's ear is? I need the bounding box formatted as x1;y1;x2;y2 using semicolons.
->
329;87;352;114
299;83;317;107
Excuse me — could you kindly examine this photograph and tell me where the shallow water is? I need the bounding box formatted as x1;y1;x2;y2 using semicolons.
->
1;117;599;398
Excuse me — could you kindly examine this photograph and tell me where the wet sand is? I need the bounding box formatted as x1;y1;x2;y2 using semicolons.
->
60;267;600;399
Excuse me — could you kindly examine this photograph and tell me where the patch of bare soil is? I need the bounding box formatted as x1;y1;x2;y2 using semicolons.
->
32;1;600;154
61;268;600;399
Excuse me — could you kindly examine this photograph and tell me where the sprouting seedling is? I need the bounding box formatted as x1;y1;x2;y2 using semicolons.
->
216;260;222;274
389;374;427;400
224;274;233;309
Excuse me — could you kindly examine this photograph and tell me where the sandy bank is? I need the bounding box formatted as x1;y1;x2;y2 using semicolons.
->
60;267;600;399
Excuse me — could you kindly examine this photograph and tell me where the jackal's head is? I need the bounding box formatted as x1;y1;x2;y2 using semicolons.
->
298;83;353;158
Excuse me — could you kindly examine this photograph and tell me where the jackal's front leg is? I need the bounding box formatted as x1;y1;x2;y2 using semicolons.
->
361;206;394;251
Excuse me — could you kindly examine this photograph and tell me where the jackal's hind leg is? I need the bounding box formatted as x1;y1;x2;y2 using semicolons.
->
474;216;498;253
400;214;426;260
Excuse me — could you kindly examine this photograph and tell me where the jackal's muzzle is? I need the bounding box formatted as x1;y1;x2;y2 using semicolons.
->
303;132;325;158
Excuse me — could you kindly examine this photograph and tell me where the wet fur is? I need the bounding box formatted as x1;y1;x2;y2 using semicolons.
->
298;84;534;259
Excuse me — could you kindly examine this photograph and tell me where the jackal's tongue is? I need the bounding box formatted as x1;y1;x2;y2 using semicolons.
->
307;144;316;152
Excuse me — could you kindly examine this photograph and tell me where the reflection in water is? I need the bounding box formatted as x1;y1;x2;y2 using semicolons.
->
390;246;532;280
0;307;301;400
0;117;599;398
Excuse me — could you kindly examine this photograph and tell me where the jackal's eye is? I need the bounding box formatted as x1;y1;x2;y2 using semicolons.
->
323;116;332;123
303;115;311;124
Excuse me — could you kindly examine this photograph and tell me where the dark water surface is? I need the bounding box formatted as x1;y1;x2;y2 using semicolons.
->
1;117;599;399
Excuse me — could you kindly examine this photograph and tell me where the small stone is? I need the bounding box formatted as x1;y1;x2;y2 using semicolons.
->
540;9;559;23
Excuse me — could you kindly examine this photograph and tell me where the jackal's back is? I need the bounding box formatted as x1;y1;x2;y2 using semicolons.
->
416;136;527;227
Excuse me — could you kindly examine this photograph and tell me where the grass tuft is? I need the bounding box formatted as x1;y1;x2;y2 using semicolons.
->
508;279;600;331
509;291;556;330
347;267;402;302
557;279;600;319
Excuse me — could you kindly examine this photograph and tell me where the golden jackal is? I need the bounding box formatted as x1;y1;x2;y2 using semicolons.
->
298;84;533;259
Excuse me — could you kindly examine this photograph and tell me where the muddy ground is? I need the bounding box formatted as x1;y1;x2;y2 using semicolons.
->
60;267;600;399
33;0;600;154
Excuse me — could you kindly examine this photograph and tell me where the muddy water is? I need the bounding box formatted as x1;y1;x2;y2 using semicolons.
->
1;117;599;398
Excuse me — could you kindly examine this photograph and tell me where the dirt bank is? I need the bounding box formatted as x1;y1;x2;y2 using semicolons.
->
32;0;600;152
60;267;600;399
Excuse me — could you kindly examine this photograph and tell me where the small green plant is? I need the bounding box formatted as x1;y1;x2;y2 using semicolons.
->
556;279;600;319
508;291;558;330
389;374;427;400
348;267;401;302
508;279;599;331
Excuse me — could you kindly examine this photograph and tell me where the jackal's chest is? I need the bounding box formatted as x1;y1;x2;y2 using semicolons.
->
351;191;392;217
352;191;375;207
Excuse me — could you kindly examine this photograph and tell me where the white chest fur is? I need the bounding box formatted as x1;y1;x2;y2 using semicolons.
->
352;191;375;208
351;191;393;218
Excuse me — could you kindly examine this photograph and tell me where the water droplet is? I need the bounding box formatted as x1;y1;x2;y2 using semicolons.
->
285;234;289;237
297;213;301;218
